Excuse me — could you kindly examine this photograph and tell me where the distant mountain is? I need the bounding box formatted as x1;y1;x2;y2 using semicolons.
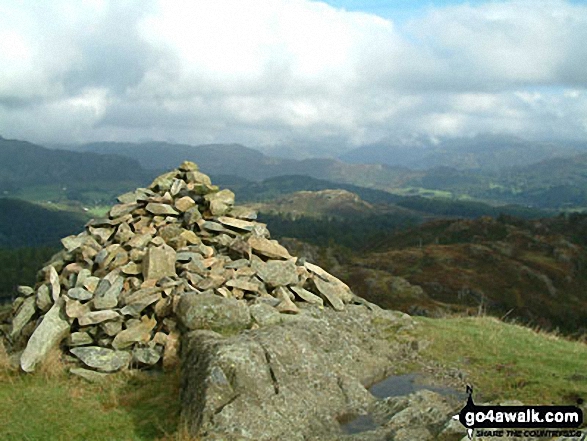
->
74;140;416;187
0;198;86;247
0;136;146;189
340;134;585;171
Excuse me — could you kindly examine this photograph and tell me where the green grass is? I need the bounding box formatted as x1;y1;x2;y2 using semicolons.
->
414;316;587;405
0;354;184;441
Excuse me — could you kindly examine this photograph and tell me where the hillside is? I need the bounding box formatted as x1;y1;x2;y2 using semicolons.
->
284;214;587;336
0;199;87;248
0;137;146;189
340;134;584;171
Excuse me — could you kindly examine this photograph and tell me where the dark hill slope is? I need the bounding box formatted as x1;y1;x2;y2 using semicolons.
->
0;137;145;188
0;198;87;247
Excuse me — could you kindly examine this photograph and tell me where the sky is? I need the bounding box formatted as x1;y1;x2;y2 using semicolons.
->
1;0;587;152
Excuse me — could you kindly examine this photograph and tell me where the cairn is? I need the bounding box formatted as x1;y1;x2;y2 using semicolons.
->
1;161;358;378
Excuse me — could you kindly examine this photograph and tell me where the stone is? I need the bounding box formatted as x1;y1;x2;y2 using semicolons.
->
48;265;61;301
174;196;196;212
132;347;162;366
70;367;109;382
109;203;140;218
274;286;299;314
78;310;120;326
217;216;258;232
162;330;181;371
10;296;36;339
249;302;282;327
70;346;131;372
69;331;94;346
142;244;177;281
289;286;324;306
93;276;123;310
112;315;157;350
253;259;298;287
178;160;199;171
67;287;93;301
225;279;261;292
305;262;354;303
36;285;53;312
17;286;34;297
205;189;235;216
100;320;123;337
185;170;212;185
146;202;179;216
248;237;291;260
177;292;251;333
20;299;70;372
181;306;415;440
114;222;134;243
313;277;345;311
149;171;177;191
65;298;90;319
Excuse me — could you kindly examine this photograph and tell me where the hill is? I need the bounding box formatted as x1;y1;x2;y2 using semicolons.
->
340;134;584;171
0;136;146;189
285;214;587;336
0;199;87;248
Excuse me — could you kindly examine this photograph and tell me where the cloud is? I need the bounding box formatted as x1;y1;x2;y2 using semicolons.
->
0;0;586;149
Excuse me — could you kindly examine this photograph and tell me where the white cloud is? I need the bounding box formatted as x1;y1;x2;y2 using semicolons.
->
0;0;587;149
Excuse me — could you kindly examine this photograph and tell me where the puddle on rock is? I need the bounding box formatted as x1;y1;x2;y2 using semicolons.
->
340;373;465;435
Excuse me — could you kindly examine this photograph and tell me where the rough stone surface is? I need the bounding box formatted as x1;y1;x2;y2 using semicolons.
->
142;244;177;281
70;346;131;372
20;299;70;372
181;305;416;440
177;292;251;333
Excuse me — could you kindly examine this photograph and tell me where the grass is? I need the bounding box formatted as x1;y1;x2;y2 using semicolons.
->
413;315;587;406
0;348;185;441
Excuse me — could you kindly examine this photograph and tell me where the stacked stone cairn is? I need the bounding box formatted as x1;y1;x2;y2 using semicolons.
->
2;161;359;379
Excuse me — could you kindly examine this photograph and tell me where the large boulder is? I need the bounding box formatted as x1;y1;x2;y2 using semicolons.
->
180;304;416;440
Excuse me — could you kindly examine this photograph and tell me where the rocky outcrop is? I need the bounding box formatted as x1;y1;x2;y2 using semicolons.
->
180;304;417;440
1;161;362;376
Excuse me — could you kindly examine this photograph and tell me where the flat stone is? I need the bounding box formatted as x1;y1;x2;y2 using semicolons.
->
142;244;177;281
248;237;291;260
78;310;120;326
149;171;178;191
205;189;235;216
313;278;345;311
65;298;90;319
17;286;34;296
101;320;123;336
70;346;131;372
48;265;61;301
88;226;115;244
20;299;70;372
218;216;258;232
179;160;199;171
128;233;153;249
185;170;212;185
290;286;324;306
225;279;261;292
69;331;94;346
67;287;94;301
146;202;179;216
83;277;101;293
109;203;140;219
70;367;109;382
93;276;123;310
274;286;300;314
228;206;258;220
174;196;196;212
115;222;134;243
132;347;162;366
36;285;53;312
10;296;36;339
253;259;298;287
112;315;157;350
